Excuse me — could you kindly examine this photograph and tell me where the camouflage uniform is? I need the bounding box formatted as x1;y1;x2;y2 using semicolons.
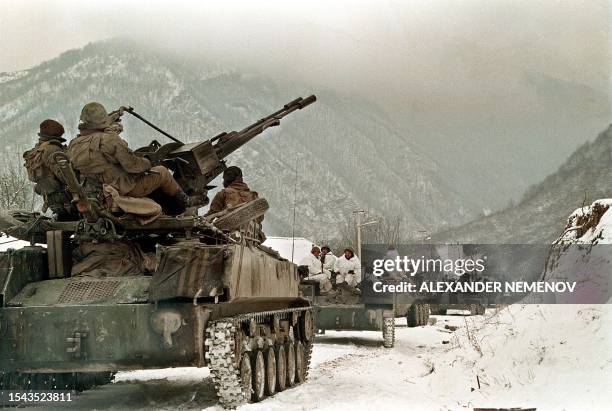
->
207;166;259;214
23;119;73;219
68;102;187;213
208;180;259;214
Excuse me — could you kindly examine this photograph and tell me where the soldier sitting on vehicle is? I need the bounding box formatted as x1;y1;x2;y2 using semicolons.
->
299;246;335;295
23;119;76;220
67;102;192;215
206;166;265;240
335;247;362;295
206;166;259;214
320;245;337;285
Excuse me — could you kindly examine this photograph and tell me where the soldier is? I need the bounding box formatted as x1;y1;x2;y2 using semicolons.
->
335;247;362;295
320;245;337;271
299;246;335;295
68;102;190;215
206;166;259;214
320;245;337;285
23;119;74;220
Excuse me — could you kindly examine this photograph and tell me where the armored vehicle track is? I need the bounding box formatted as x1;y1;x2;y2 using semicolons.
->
205;307;314;407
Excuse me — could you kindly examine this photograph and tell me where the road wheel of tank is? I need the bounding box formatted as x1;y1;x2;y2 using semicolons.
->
382;317;395;348
300;310;315;343
275;345;287;392
286;342;296;386
265;348;277;396
238;353;253;401
406;304;419;327
251;350;266;402
295;341;307;383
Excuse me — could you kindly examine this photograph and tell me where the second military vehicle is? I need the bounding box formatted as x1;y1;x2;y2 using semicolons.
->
300;283;397;348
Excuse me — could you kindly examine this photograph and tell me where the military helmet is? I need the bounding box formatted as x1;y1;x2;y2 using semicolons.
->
222;166;243;187
80;102;111;129
38;119;66;142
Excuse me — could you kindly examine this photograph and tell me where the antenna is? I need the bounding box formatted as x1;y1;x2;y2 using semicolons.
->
290;154;299;263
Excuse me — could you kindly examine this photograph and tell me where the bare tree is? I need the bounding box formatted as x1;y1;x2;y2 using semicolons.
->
326;211;407;255
0;156;39;212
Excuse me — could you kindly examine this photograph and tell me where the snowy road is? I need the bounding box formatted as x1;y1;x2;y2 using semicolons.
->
19;306;612;411
19;314;467;411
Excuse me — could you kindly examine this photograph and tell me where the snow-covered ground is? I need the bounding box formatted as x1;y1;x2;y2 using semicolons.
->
21;306;610;411
12;201;612;410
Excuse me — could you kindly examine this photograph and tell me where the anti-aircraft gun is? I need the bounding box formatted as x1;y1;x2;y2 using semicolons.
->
131;94;317;208
3;95;316;243
0;96;317;408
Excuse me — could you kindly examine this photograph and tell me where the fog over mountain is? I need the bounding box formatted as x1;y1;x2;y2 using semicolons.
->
1;1;610;236
0;40;478;242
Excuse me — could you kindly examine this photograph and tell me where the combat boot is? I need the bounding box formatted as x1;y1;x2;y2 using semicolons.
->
163;192;188;216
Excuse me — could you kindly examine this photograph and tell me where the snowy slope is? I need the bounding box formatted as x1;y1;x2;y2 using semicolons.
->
417;199;612;410
540;199;612;303
433;124;612;244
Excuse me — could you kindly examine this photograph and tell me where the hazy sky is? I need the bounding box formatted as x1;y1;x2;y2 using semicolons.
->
0;0;610;207
1;1;609;97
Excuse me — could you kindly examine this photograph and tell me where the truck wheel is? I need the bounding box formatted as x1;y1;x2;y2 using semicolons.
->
431;306;447;315
286;342;296;386
469;304;487;315
406;305;419;327
265;348;277;396
421;304;430;325
251;350;266;402
276;345;287;392
382;317;395;348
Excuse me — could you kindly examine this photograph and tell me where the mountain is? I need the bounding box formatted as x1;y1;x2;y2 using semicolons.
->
0;39;478;242
392;72;610;212
432;124;612;243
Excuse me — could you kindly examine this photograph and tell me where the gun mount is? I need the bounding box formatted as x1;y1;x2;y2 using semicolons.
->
132;95;316;206
1;96;316;245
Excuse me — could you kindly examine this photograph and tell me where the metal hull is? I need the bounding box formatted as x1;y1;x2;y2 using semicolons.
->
0;303;196;373
0;297;310;373
314;304;393;331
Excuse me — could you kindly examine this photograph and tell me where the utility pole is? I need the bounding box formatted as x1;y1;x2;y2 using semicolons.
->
353;210;378;258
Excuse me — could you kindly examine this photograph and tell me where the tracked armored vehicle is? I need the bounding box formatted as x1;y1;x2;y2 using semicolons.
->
0;96;317;408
